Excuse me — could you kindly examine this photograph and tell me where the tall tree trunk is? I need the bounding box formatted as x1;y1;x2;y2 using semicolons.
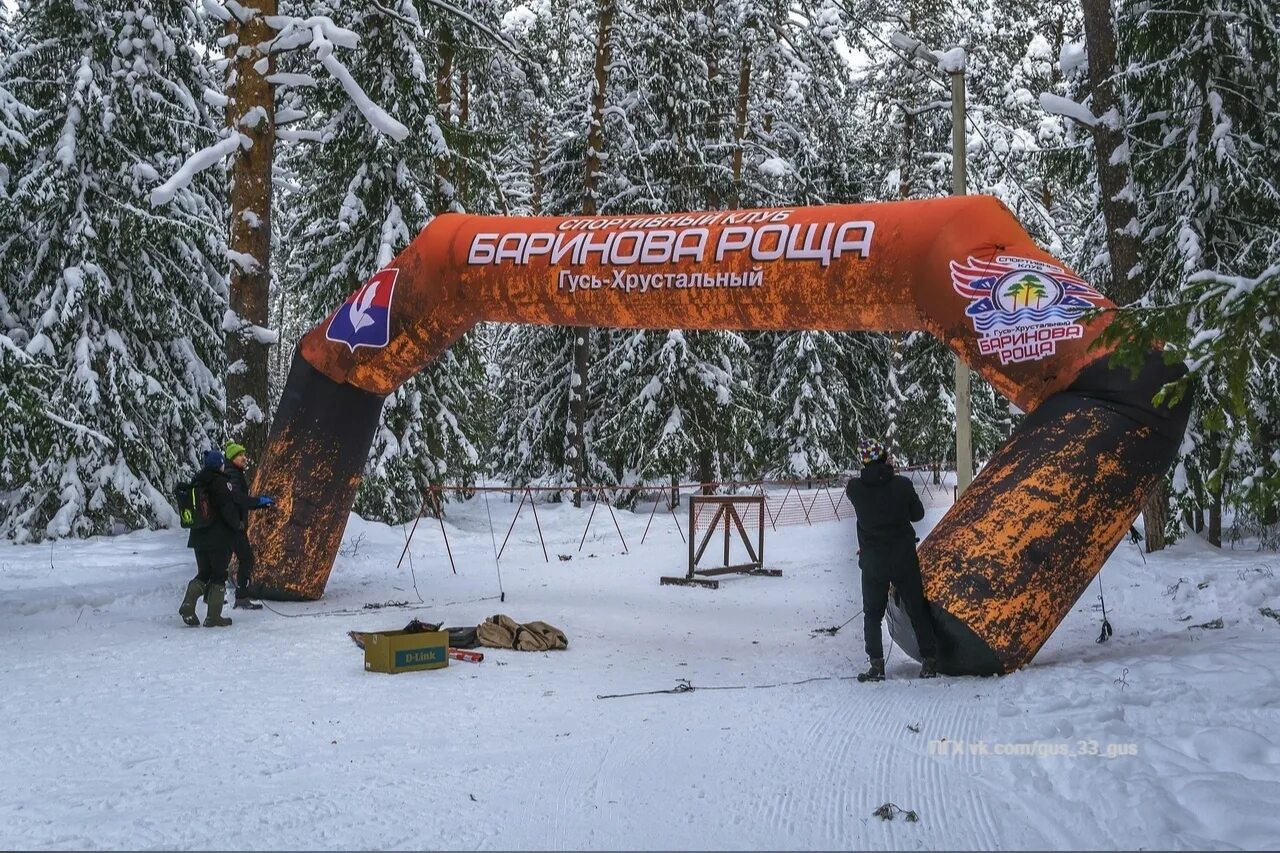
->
569;0;613;508
436;24;455;203
1042;12;1067;210
529;123;545;216
885;334;903;456
226;1;277;460
698;448;715;495
1143;481;1169;552
1081;0;1142;301
1207;433;1223;547
730;47;750;209
458;68;470;203
900;111;916;199
1081;0;1169;549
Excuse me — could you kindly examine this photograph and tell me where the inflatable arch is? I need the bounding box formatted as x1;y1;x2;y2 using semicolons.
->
248;195;1189;676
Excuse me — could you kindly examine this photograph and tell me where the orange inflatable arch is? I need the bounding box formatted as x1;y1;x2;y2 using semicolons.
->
249;196;1188;675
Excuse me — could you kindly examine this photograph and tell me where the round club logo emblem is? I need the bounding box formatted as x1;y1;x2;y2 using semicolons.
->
950;255;1107;364
991;270;1064;314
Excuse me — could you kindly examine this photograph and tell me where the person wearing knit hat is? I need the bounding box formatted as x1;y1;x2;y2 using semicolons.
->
176;450;240;627
222;441;276;610
844;439;939;681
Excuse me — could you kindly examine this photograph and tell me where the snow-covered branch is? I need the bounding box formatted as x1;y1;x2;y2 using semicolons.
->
43;410;114;447
1039;93;1098;127
222;308;280;345
263;15;410;142
317;50;409;141
150;132;247;207
415;0;529;62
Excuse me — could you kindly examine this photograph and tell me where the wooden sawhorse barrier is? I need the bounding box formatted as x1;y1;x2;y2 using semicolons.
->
661;495;781;589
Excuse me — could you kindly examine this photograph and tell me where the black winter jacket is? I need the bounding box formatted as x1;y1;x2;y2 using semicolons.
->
224;465;260;530
845;461;925;550
186;465;242;551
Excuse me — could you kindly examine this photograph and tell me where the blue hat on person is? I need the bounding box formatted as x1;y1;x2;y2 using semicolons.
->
203;450;225;470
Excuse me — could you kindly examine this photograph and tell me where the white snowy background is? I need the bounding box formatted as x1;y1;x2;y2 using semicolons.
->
2;487;1278;850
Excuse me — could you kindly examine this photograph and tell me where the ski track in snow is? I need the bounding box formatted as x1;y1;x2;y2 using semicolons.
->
1;489;1279;850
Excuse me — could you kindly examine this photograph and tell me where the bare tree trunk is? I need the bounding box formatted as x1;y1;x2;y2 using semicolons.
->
1081;0;1170;549
458;68;470;203
435;25;454;115
1081;0;1142;303
529;124;545;216
731;47;750;209
568;0;613;508
885;334;903;457
1144;480;1169;552
226;2;278;459
900;111;916;199
698;448;715;495
1208;434;1223;547
436;24;455;202
1042;12;1067;211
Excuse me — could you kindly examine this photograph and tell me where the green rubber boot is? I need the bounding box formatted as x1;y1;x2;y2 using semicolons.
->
203;582;233;627
178;578;204;626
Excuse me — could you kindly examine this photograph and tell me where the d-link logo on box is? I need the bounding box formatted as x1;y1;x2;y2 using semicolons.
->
394;648;444;667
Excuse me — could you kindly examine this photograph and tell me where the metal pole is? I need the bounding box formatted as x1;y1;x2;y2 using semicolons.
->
951;67;974;496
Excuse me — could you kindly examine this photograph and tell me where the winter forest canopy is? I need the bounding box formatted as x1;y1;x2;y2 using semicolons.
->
0;0;1276;550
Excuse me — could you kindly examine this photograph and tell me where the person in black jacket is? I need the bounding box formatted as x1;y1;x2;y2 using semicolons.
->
222;441;275;610
844;440;938;681
177;450;242;627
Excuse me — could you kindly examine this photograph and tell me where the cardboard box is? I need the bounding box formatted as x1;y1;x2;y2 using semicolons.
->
363;629;450;674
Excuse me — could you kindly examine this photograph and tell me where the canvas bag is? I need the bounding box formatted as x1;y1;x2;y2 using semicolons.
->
476;614;568;651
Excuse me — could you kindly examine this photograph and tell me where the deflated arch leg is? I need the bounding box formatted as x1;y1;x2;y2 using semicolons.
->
886;350;1191;675
244;353;387;601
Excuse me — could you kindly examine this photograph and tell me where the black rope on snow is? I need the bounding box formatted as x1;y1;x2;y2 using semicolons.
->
811;609;863;636
596;674;858;700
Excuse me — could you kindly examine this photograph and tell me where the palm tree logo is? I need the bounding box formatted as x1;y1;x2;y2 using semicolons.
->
1003;274;1049;310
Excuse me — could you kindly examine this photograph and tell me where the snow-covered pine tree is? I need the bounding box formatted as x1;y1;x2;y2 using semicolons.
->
0;2;30;191
598;329;762;488
726;0;886;479
492;0;619;496
0;4;36;501
960;0;1085;257
593;0;772;489
732;0;862;209
844;4;958;475
280;0;494;523
844;2;1035;476
1101;0;1280;546
764;331;856;479
0;0;226;542
895;331;954;475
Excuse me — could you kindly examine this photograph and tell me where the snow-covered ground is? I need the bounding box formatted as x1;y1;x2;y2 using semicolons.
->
2;486;1279;850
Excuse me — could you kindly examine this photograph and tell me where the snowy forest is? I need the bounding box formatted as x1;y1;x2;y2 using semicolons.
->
0;0;1276;549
